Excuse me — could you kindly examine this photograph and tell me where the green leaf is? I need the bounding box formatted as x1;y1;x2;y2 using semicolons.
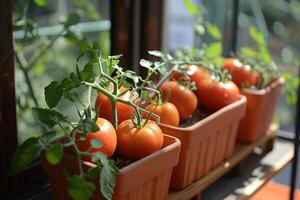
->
85;167;100;180
71;0;100;20
79;64;95;82
8;137;41;175
45;143;63;165
240;47;257;58
249;26;265;45
205;22;222;40
204;42;222;58
45;81;63;108
183;0;202;15
34;0;47;7
90;139;103;149
32;108;67;130
75;118;99;134
67;175;96;200
100;160;118;200
140;59;153;69
92;152;107;163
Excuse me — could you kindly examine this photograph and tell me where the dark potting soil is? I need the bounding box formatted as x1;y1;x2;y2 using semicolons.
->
111;154;136;169
179;106;211;128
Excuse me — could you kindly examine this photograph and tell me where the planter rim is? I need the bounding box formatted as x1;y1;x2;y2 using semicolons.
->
81;134;180;173
159;95;247;131
241;77;284;95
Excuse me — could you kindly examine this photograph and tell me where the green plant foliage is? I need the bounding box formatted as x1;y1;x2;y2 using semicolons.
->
8;137;41;175
99;159;119;200
34;0;47;7
183;0;204;15
32;108;67;130
67;175;96;200
45;143;63;165
44;81;63;108
205;22;222;40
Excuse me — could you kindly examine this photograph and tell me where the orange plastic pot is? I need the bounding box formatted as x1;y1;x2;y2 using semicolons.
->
237;77;284;143
42;135;181;200
159;96;247;190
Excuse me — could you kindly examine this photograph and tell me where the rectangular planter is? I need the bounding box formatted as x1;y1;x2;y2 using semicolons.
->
159;96;247;190
237;77;284;143
42;134;181;200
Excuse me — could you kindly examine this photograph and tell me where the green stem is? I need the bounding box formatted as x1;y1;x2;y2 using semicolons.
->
14;51;39;108
111;99;118;129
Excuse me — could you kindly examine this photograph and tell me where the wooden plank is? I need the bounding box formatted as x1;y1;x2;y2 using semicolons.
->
226;140;293;200
168;125;278;200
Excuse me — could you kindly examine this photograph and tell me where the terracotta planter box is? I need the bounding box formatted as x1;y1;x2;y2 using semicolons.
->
42;135;181;200
159;96;247;190
237;77;284;143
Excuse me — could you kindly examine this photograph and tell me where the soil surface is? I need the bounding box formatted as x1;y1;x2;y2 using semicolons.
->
179;106;211;127
111;154;136;169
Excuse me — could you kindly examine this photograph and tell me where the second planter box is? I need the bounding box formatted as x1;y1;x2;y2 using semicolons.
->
160;96;247;190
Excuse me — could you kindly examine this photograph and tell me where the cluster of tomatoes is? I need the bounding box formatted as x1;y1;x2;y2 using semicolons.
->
75;58;260;163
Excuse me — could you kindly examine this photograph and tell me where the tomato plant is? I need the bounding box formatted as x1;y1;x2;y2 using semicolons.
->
117;119;163;159
223;58;260;88
198;76;240;112
160;81;198;120
95;87;135;124
172;65;209;91
75;118;117;160
145;102;180;126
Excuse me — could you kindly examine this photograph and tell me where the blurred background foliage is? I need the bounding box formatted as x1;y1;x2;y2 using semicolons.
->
13;0;110;143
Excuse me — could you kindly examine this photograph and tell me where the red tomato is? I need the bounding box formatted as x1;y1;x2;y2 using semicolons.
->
223;58;260;88
95;87;135;124
75;118;117;161
172;64;210;95
159;81;197;120
144;102;180;126
117;120;164;159
198;78;240;112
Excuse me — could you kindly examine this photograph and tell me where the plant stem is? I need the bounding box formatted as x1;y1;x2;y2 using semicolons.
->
14;51;39;108
28;30;64;70
111;99;118;129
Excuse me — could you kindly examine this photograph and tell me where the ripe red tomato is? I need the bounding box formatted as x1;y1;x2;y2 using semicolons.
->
75;118;117;161
223;58;260;88
144;102;180;126
95;87;135;124
198;78;240;112
159;81;197;120
172;64;210;95
117;120;164;159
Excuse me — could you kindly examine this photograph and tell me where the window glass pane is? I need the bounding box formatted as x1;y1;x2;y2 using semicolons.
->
13;0;110;143
237;0;300;132
163;0;233;55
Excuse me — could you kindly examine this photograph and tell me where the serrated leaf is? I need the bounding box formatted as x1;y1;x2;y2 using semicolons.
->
8;137;41;175
100;160;118;200
44;81;63;108
205;22;222;40
67;175;96;200
140;59;153;69
32;108;67;130
92;152;107;163
45;143;63;165
90;139;103;149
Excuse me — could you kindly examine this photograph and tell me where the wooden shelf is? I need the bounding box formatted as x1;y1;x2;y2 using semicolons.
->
168;124;293;200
